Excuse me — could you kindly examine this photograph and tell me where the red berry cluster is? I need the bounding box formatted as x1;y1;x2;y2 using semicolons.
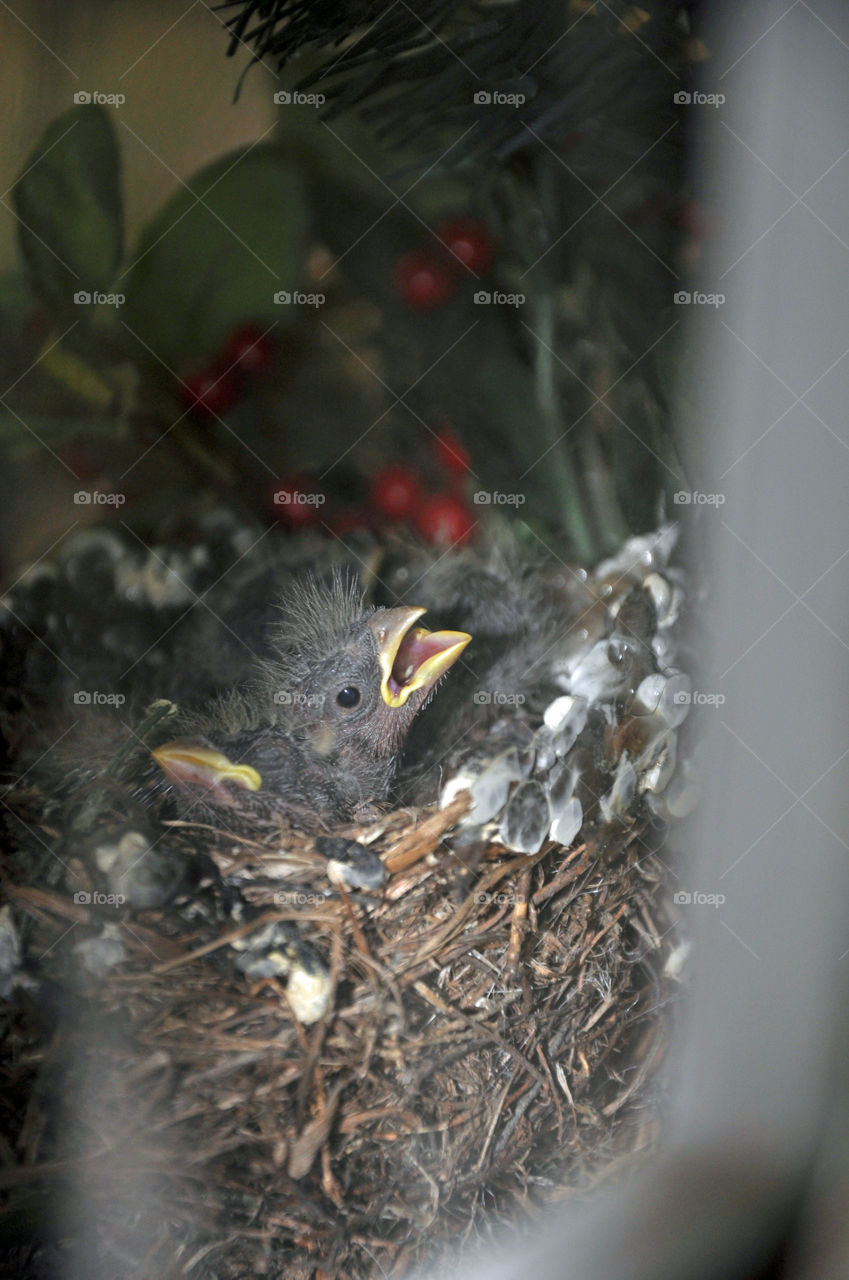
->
369;461;475;547
395;218;496;311
179;324;276;419
271;425;477;547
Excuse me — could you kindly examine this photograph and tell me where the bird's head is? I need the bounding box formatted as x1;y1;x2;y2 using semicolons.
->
150;573;470;821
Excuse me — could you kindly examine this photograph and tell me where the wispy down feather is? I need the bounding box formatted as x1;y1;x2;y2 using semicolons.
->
261;567;371;687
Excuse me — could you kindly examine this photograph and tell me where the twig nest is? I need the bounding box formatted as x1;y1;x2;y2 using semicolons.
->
2;523;692;1279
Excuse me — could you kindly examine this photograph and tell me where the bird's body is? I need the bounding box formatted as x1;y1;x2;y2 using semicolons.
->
376;542;614;802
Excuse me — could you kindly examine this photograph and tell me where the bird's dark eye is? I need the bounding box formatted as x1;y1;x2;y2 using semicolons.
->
336;686;361;709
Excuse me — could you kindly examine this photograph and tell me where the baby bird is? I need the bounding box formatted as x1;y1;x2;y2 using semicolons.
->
4;562;468;816
149;572;471;827
2;552;469;908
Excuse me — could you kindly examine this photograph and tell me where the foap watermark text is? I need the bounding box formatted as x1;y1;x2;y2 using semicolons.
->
74;90;125;107
272;488;325;509
74;490;126;506
674;90;726;107
674;290;725;307
74;291;124;307
673;690;726;708
273;690;325;707
73;890;127;907
474;289;525;307
673;490;725;506
74;691;126;706
674;890;726;908
473;690;526;706
274;290;325;307
473;89;526;107
473;490;525;506
274;90;326;107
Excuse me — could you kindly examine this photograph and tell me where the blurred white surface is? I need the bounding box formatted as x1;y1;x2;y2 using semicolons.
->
420;2;849;1276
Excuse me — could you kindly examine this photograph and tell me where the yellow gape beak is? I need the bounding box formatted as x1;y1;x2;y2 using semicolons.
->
152;740;262;792
368;607;471;708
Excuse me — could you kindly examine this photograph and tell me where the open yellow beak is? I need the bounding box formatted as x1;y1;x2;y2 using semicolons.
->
151;740;262;793
368;606;471;709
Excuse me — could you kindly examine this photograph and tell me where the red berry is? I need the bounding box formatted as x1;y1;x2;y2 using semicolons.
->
370;464;423;520
415;493;476;547
179;365;240;419
435;218;495;275
220;324;276;378
269;474;324;527
432;426;471;476
395;249;456;310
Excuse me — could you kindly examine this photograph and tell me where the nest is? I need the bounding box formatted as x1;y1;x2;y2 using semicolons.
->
2;782;678;1279
0;517;692;1277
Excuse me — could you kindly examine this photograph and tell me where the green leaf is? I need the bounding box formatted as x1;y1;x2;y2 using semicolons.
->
121;145;308;372
12;105;123;317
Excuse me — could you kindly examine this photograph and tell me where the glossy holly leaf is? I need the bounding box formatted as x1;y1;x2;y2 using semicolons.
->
121;145;308;372
12;105;123;318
